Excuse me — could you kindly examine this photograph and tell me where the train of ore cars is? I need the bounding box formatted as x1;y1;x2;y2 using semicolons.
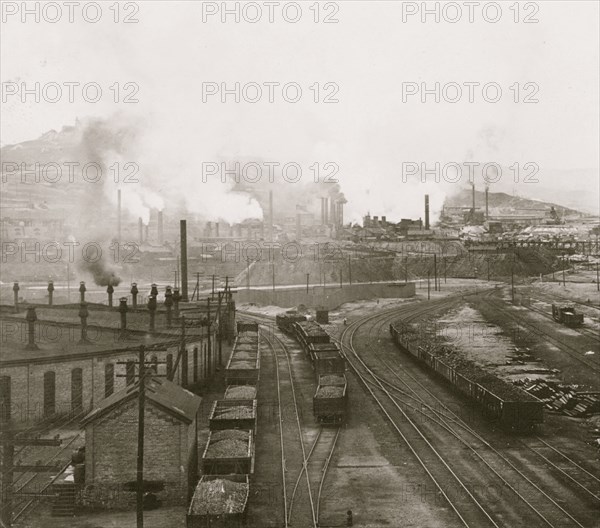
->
276;312;348;425
389;322;544;432
187;322;259;527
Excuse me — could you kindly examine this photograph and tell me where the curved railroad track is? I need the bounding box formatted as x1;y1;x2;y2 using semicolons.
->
338;298;599;528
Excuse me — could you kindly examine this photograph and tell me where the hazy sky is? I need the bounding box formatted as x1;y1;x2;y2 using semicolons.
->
2;1;598;219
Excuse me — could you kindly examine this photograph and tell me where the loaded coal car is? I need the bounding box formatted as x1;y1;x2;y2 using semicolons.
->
187;475;249;528
389;323;544;432
313;374;347;425
293;320;331;353
552;304;584;327
201;429;255;475
276;311;308;333
237;321;259;334
224;352;260;386
308;343;346;378
209;400;257;432
224;384;257;401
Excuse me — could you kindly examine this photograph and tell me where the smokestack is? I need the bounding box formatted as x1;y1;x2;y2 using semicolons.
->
138;217;143;244
485;186;489;219
145;224;149;244
158;210;164;244
117;189;122;244
320;197;325;225
324;197;329;224
180;220;189;302
425;194;430;230
269;190;274;241
207;221;212;237
382;216;387;226
330;199;336;226
338;202;344;226
215;222;220;237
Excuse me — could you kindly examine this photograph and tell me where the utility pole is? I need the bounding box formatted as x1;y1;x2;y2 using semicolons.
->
597;261;599;292
444;256;447;284
563;255;567;287
217;291;223;365
306;273;310;294
427;271;431;300
404;255;408;284
211;274;215;299
340;268;343;289
272;262;275;293
511;252;515;303
207;298;211;377
433;253;438;291
136;346;145;528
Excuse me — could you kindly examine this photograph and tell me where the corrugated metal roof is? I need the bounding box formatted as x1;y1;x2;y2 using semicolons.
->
81;376;201;425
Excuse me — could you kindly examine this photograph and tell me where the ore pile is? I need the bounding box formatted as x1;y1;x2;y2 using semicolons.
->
215;405;254;420
316;386;344;398
190;478;248;515
225;385;257;400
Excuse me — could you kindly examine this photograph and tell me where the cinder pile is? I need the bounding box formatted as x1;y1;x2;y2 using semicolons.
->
190;478;248;515
225;386;257;400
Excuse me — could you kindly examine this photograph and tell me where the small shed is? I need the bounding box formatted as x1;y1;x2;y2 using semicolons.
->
81;377;202;509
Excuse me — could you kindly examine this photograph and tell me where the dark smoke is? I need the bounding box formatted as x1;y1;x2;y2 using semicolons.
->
79;259;122;287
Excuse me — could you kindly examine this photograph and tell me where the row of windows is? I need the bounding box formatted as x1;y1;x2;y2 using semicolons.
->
0;346;214;421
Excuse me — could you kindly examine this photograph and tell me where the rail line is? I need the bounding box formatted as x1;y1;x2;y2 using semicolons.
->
261;329;317;528
339;300;596;527
480;295;600;374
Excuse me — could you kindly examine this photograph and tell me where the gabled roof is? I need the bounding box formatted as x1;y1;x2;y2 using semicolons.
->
81;376;201;426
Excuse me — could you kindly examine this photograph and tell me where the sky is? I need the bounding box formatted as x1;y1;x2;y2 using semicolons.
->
1;0;599;220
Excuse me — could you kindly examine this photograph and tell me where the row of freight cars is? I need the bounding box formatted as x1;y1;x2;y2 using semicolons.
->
276;313;349;425
389;322;544;432
187;322;260;527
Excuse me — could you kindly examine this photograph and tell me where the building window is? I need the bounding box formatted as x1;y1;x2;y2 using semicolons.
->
71;368;83;414
126;360;135;386
105;363;114;397
0;376;11;423
43;371;56;417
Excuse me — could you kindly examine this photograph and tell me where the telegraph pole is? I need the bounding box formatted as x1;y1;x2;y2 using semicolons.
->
136;346;146;528
246;258;251;290
433;253;438;291
207;298;211;377
306;273;310;294
427;271;431;300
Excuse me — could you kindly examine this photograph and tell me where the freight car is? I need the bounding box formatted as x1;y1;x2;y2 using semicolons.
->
224;353;260;386
209;400;257;432
237;321;259;334
313;374;347;424
201;429;255;475
292;320;331;350
552;304;584;327
389;323;544;432
276;312;308;333
308;343;346;378
224;385;257;401
187;475;249;528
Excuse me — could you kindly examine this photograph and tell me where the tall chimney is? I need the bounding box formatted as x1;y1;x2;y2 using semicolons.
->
269;190;274;241
324;197;329;224
472;183;476;211
338;202;344;226
145;223;149;244
207;221;212;237
158;210;164;244
117;189;122;244
138;217;143;244
330;200;336;226
320;197;325;225
425;194;430;230
180;220;189;302
215;222;220;237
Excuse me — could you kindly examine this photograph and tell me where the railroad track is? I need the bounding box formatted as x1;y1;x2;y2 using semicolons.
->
479;293;600;374
251;318;341;528
261;328;317;528
338;299;598;527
